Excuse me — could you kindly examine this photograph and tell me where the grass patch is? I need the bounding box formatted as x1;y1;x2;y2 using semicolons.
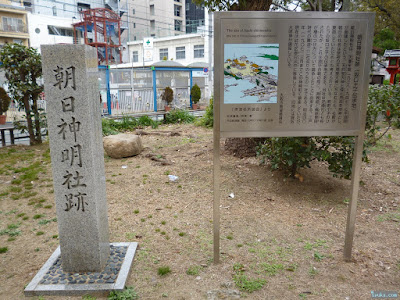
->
0;224;21;237
186;265;201;276
11;194;21;200
309;266;318;277
258;263;284;276
11;179;22;185
36;231;44;236
377;212;400;222
158;266;171;276
164;109;195;124
38;219;56;225
233;274;266;293
108;286;138;300
33;214;44;220
9;186;22;193
0;247;8;253
303;239;327;251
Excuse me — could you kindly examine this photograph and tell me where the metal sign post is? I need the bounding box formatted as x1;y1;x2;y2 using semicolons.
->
213;12;375;264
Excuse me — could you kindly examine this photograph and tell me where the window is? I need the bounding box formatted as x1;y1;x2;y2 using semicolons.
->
77;3;90;11
150;20;155;30
52;6;57;16
174;0;181;2
160;48;168;60
176;46;185;59
174;20;182;32
134;36;137;41
194;45;204;58
48;26;74;36
389;59;397;66
132;51;138;62
174;5;181;17
132;8;135;14
133;23;136;28
151;34;155;37
150;4;154;16
2;17;24;32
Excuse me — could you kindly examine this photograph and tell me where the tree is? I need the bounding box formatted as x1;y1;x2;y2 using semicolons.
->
271;0;350;11
373;28;400;53
0;44;44;145
356;0;400;41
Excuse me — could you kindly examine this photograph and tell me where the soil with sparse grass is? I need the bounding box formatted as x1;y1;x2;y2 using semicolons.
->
1;123;400;300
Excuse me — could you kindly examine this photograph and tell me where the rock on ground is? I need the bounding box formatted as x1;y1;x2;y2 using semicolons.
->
103;133;143;159
207;289;241;299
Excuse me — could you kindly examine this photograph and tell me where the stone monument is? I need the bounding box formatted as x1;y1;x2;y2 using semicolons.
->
42;44;110;272
25;44;137;296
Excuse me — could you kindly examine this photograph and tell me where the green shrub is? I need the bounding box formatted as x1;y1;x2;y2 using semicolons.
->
190;84;201;104
102;116;159;136
162;86;174;105
102;119;120;136
0;87;11;115
164;109;195;124
138;115;159;128
257;84;400;178
196;97;213;128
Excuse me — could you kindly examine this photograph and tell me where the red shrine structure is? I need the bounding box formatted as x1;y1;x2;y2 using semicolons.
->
384;49;400;85
73;8;122;65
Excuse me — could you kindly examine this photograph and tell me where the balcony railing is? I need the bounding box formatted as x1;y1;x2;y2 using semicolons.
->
1;24;28;34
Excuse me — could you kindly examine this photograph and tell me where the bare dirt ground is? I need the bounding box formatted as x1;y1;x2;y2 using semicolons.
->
1;123;400;300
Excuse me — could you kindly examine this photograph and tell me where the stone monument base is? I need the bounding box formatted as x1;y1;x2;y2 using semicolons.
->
24;242;137;297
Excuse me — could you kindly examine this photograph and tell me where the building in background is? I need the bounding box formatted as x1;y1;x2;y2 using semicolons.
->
0;0;29;46
185;0;204;34
25;0;127;54
126;33;206;67
28;14;82;50
125;0;186;42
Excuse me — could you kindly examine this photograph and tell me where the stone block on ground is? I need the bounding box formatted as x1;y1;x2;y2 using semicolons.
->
103;133;143;159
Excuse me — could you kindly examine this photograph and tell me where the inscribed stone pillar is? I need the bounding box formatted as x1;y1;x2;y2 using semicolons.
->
41;45;110;272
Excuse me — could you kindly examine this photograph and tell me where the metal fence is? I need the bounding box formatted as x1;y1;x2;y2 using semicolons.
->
4;66;210;122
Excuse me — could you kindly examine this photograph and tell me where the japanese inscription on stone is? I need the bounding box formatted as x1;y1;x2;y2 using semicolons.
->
52;65;89;212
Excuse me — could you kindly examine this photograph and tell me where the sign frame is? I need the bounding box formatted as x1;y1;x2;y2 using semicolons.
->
213;11;375;264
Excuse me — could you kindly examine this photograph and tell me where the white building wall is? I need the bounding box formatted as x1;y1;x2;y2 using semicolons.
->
127;33;206;67
28;13;82;51
30;0;104;18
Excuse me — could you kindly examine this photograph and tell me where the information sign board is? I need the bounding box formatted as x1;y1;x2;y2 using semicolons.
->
213;12;375;264
215;12;375;138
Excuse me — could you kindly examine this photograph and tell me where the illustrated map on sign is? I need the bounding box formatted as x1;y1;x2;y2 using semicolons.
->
224;44;279;104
